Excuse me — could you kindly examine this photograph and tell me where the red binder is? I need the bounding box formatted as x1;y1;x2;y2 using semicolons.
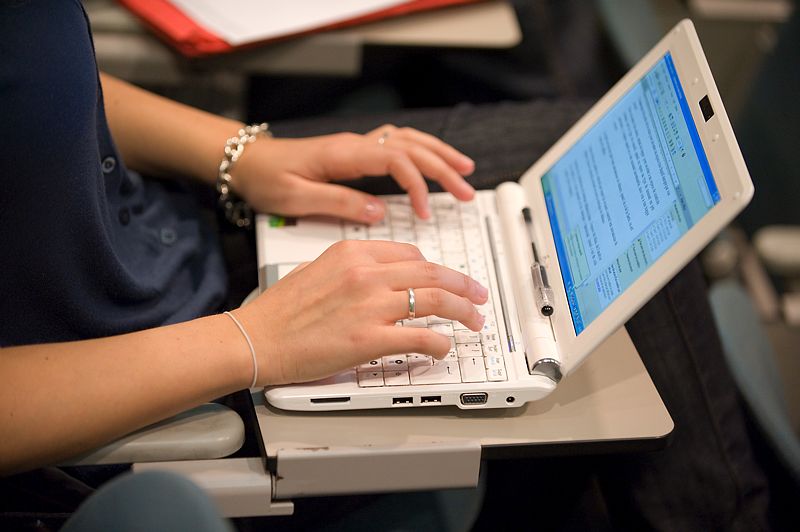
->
117;0;482;58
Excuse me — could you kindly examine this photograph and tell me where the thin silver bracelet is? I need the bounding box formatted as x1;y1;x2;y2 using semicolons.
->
223;311;259;389
217;122;271;228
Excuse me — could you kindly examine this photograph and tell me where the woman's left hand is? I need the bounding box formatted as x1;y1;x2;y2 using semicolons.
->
231;124;476;223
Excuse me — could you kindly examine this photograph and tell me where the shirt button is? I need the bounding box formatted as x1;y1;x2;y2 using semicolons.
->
101;156;117;174
160;228;177;245
118;207;130;226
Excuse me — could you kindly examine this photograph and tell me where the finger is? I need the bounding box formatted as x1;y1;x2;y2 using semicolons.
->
293;179;386;223
394;288;484;331
381;149;432;219
384;138;475;201
342;141;431;218
392;127;475;177
375;326;452;359
329;240;425;264
379;261;488;304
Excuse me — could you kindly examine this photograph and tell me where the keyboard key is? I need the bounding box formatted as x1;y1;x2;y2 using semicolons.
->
384;370;410;386
429;323;454;336
368;228;391;240
358;371;384;387
483;343;501;356
455;330;481;344
418;245;442;259
343;224;368;240
469;266;488;280
487;367;508;381
463;227;482;240
382;355;408;371
481;320;498;334
410;361;461;384
428;315;451;324
390;195;411;205
408;354;433;367
459;357;487;382
485;354;505;370
456;343;483;357
481;332;500;345
442;252;466;264
392;225;414;236
441;239;465;253
472;272;490;286
357;359;382;372
390;212;413;226
460;201;478;214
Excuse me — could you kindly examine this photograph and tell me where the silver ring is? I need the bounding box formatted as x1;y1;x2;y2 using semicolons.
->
407;288;416;320
377;131;390;146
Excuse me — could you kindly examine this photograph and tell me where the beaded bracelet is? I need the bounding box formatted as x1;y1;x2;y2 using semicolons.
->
217;122;271;228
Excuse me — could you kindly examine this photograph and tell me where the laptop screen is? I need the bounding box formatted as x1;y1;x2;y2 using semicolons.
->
541;52;720;334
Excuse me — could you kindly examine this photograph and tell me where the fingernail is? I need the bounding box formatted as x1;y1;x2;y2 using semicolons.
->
477;282;488;299
460;155;475;172
364;200;383;221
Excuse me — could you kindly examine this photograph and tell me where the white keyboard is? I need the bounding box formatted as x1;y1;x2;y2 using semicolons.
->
343;194;507;387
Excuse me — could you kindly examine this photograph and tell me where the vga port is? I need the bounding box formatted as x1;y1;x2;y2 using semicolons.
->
460;392;488;405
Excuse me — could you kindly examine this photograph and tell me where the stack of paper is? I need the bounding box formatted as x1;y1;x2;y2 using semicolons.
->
118;0;480;57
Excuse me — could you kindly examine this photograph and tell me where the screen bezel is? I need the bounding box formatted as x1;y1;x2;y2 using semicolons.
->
520;19;753;373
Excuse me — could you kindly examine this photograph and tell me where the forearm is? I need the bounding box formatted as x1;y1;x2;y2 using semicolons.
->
0;314;254;476
100;72;243;184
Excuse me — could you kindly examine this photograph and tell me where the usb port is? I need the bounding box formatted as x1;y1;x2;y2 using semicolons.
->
421;396;442;404
392;397;413;405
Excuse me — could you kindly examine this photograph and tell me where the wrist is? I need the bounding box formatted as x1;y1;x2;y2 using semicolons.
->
223;311;259;389
215;312;261;390
232;304;287;386
217;123;272;228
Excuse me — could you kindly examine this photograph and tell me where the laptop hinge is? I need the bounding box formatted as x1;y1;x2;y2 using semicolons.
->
271;440;481;499
495;182;563;381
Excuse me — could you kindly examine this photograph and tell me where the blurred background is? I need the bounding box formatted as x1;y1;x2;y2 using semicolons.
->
86;0;798;526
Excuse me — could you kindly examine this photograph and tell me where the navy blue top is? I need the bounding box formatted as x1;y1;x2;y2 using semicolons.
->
0;0;227;346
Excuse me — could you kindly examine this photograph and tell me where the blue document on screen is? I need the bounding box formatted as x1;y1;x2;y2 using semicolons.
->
542;53;720;333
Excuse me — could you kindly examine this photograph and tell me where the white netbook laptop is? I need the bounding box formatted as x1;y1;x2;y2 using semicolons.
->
256;20;753;411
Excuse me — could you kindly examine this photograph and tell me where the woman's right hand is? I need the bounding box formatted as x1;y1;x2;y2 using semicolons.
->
233;240;489;386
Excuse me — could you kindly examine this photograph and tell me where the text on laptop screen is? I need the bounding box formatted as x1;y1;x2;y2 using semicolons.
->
541;52;720;334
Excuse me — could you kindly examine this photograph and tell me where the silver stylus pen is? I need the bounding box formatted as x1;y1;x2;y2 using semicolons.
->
522;207;555;317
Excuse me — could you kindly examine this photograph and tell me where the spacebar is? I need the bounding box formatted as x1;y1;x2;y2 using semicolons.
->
410;362;461;384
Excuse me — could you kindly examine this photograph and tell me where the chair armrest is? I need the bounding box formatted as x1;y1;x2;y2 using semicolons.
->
62;403;245;466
